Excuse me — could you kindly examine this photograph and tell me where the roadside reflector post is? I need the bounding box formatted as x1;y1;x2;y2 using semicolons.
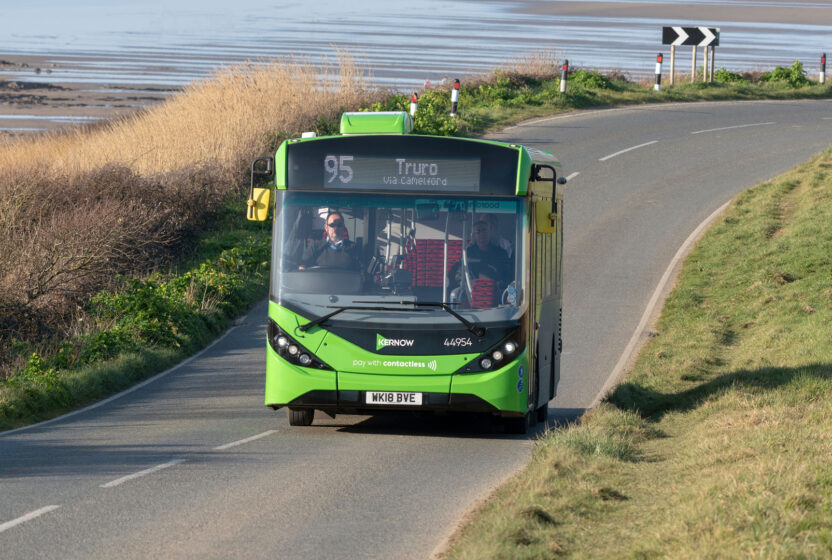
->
821;53;827;85
560;60;569;93
670;45;676;86
654;53;663;91
450;78;460;116
410;92;418;117
691;45;697;83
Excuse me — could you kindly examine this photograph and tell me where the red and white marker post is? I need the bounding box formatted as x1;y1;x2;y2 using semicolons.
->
560;60;569;93
821;53;827;85
450;79;460;116
654;53;663;91
410;92;418;117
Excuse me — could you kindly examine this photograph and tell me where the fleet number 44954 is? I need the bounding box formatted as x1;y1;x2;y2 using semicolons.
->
444;337;472;347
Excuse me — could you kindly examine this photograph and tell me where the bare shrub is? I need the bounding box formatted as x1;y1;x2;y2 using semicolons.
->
503;48;564;81
0;55;382;375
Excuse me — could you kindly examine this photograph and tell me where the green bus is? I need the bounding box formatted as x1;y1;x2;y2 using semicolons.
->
247;111;565;433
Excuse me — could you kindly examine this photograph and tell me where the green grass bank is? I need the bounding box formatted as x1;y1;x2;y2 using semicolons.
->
441;147;832;558
2;57;831;431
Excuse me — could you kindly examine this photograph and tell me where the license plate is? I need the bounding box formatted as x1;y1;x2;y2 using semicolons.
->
365;391;423;406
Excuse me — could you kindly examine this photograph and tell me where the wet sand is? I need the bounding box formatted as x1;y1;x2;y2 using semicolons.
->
2;0;831;140
517;0;832;25
0;55;177;139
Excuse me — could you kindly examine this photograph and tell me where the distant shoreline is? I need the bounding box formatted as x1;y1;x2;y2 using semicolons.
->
0;54;177;138
514;0;832;25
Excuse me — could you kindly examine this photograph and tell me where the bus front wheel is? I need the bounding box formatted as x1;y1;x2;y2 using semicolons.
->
287;407;314;426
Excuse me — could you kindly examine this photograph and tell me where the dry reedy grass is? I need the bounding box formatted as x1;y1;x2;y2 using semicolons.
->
0;54;381;356
503;48;564;81
0;52;375;178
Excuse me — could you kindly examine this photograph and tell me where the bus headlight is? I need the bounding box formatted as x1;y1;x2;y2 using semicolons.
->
268;318;332;370
455;335;524;374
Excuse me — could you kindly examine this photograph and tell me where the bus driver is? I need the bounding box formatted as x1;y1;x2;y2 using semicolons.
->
299;211;360;270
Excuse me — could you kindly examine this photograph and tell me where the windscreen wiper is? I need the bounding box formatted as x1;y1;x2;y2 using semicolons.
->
353;300;485;337
297;305;429;332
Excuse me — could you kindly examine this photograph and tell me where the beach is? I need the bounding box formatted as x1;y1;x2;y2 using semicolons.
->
2;0;830;139
0;55;176;139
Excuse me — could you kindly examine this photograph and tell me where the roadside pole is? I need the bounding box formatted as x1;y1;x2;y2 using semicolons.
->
709;45;716;82
691;45;697;83
654;53;663;91
450;79;459;117
560;60;569;93
821;53;827;85
670;45;676;86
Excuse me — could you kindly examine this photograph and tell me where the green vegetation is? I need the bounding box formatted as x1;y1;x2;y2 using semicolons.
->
2;53;831;431
366;65;832;137
441;148;832;558
760;60;812;88
0;208;270;429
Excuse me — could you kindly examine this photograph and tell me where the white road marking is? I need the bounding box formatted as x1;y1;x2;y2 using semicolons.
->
823;117;832;120
591;199;733;408
565;172;580;182
599;140;658;162
213;430;276;451
691;121;775;135
0;506;60;533
100;459;185;488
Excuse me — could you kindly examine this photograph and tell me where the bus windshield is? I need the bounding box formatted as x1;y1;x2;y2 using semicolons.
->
272;191;528;327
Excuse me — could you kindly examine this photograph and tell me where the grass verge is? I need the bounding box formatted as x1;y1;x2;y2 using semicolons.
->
2;53;831;430
440;148;832;558
0;207;271;430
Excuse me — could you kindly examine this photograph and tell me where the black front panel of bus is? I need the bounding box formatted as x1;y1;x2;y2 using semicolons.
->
286;136;519;195
324;323;520;356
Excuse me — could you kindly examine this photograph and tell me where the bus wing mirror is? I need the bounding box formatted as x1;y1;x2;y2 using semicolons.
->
247;157;274;221
535;200;557;234
247;187;271;221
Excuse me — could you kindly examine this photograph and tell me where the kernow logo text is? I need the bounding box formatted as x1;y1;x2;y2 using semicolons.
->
376;334;416;351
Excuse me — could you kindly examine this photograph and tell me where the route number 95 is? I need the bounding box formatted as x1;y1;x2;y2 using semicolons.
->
324;155;353;183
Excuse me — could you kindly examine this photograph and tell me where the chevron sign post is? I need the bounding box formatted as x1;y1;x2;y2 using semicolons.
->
662;26;719;47
662;26;720;84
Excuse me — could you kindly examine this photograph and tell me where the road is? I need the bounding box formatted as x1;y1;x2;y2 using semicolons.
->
1;99;830;559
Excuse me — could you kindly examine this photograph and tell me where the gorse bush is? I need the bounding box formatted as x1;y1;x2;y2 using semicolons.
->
760;60;811;87
570;69;614;89
364;89;459;136
714;67;749;83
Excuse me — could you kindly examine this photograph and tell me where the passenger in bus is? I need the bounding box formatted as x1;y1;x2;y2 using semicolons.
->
450;218;512;289
480;213;513;258
299;212;361;270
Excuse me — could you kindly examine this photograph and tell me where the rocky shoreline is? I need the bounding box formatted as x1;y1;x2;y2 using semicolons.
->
0;56;176;139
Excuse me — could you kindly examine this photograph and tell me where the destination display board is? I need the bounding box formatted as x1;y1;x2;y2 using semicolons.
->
286;136;520;195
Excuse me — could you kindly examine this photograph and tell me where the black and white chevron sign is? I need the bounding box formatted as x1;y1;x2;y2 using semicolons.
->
662;26;720;47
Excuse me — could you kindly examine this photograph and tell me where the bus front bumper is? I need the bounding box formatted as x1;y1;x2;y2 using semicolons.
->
265;349;529;417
